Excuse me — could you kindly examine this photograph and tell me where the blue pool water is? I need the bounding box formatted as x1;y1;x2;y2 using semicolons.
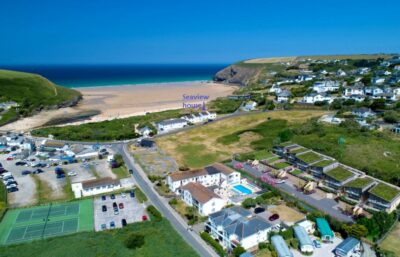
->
233;185;252;195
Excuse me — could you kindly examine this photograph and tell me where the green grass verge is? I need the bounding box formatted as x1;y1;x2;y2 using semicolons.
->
134;187;148;203
0;183;7;220
112;166;130;179
0;219;199;257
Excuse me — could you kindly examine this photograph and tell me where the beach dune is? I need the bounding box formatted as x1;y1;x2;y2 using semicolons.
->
1;81;236;131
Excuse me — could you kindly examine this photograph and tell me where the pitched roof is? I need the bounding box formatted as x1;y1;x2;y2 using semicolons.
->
293;225;313;247
271;235;293;257
335;237;360;255
181;182;221;204
82;177;120;189
316;218;334;238
157;118;188;126
169;169;208;182
206;163;235;175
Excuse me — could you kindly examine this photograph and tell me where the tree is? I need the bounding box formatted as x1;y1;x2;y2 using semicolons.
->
278;129;293;142
124;233;145;249
383;111;399;124
241;198;257;209
233;246;246;257
370;98;386;111
343;224;368;239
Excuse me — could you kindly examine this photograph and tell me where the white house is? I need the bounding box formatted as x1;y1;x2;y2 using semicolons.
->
303;92;334;104
393;88;400;99
276;90;291;103
181;114;202;124
269;84;282;94
296;220;315;234
157;118;188;133
344;85;364;96
242;101;257;111
200;111;217;121
71;177;121;198
364;86;383;96
181;182;227;216
312;81;340;93
352;108;375;118
206;206;275;250
336;69;347;77
372;77;385;85
138;126;152;137
167;163;241;193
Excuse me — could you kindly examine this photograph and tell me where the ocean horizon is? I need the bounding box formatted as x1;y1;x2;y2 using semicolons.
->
1;64;227;88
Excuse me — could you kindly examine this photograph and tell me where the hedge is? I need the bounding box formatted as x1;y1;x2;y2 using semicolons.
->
146;205;162;221
200;232;225;257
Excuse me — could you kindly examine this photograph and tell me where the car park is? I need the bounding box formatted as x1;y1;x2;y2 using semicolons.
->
102;205;107;212
119;203;124;209
269;213;279;221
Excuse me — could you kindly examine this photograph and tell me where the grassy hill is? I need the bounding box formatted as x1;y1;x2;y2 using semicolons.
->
0;69;81;126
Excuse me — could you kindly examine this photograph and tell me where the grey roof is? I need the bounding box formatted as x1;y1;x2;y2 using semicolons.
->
352;107;373;114
157;118;188;126
209;207;271;240
293;225;313;247
278;90;291;97
271;235;293;257
335;237;360;255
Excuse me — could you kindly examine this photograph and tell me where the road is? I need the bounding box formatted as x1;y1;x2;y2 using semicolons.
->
114;144;218;257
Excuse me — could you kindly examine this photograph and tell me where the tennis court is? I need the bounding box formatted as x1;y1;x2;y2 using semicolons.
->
0;199;93;245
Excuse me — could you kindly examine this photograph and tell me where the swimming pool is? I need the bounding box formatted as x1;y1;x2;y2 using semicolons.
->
233;185;252;195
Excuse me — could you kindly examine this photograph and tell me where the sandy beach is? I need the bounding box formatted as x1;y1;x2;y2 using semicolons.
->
1;81;236;131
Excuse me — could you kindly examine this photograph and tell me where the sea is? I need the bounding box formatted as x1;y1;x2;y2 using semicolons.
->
2;64;226;88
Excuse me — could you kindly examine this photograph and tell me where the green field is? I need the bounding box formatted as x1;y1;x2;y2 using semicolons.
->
32;109;189;141
0;199;93;245
0;219;199;257
380;222;400;256
0;69;81;125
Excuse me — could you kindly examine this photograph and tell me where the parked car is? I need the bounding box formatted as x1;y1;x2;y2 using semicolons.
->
32;168;44;174
313;239;321;248
121;193;126;198
6;157;13;161
114;209;119;215
101;224;107;230
7;187;18;193
15;161;27;166
5;181;17;187
102;205;107;212
56;173;65;179
68;171;77;176
142;215;148;221
121;219;127;227
118;203;124;209
130;190;135;198
21;170;31;175
254;207;266;214
110;194;115;199
129;169;133;174
110;221;115;229
101;195;106;201
269;214;279;221
113;202;117;208
6;184;17;190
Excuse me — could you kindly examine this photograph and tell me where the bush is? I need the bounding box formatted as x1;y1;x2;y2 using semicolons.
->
135;187;148;203
148;175;163;183
124;232;145;249
200;232;225;257
258;242;268;250
146;205;162;221
233;246;246;257
241;198;257;209
169;198;178;205
289;238;299;249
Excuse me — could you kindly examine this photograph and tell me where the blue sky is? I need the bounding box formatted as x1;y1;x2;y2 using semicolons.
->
1;0;399;65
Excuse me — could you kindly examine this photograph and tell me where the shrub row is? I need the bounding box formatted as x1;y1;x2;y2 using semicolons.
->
200;232;225;257
146;205;162;221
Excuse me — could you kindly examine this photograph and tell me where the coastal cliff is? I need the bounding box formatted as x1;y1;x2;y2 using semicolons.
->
0;69;82;126
213;64;261;86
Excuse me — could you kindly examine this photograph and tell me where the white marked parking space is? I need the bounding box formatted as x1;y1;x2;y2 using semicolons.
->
93;192;148;231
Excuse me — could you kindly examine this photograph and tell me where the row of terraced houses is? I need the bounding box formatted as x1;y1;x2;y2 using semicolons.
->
273;142;400;213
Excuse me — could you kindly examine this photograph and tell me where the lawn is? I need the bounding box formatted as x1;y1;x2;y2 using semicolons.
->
112;166;130;179
380;222;400;256
296;151;323;164
273;162;291;169
369;183;400;202
156;110;329;168
291;169;302;176
0;219;199;257
324;167;355;182
0;183;7;219
344;177;374;189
